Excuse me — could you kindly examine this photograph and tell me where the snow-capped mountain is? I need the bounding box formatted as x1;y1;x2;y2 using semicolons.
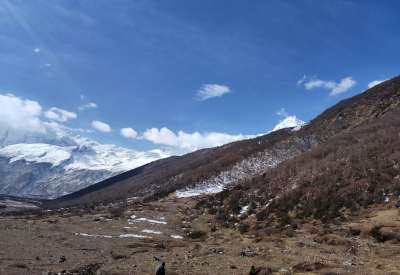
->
272;116;305;132
0;125;170;199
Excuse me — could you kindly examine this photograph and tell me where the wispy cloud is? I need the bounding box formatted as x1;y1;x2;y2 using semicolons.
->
196;84;231;101
91;120;111;133
45;107;77;122
276;108;289;117
79;102;97;111
33;47;40;53
300;76;356;96
368;79;387;88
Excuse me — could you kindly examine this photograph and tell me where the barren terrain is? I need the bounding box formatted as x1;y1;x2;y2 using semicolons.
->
1;196;400;275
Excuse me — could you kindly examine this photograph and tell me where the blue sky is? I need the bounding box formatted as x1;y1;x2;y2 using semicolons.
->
0;0;399;152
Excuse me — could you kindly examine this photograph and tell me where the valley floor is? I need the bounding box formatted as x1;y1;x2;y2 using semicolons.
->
0;197;400;275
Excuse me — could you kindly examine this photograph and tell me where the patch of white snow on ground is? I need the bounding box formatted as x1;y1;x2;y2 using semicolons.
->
75;232;151;239
128;217;167;225
142;229;162;235
240;205;249;215
175;184;225;198
0;199;39;209
384;196;390;203
119;234;151;239
75;233;113;238
170;235;184;239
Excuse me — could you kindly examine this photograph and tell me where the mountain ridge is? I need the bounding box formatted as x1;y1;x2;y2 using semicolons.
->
45;76;400;207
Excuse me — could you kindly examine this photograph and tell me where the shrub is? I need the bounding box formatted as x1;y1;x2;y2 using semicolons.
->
108;205;125;218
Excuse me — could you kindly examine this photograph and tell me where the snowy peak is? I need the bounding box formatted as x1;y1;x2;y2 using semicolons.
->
272;116;305;132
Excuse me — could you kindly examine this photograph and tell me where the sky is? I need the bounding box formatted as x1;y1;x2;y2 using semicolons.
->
0;0;399;154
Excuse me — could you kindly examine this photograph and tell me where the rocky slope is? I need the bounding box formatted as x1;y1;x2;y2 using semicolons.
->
198;76;400;226
48;76;400;208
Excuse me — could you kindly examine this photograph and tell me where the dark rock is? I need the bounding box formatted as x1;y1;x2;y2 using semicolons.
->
110;250;127;260
59;256;66;263
248;265;273;275
186;230;206;239
292;261;326;272
349;227;361;236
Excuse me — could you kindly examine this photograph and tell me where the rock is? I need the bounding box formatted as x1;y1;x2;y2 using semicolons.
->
110;250;128;260
70;263;101;275
248;265;273;275
9;263;28;269
186;230;206;239
59;255;66;263
210;247;224;254
240;247;258;257
292;261;326;272
371;226;400;242
349;227;361;236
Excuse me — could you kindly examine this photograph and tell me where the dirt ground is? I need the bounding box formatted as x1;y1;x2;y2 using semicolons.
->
1;197;400;275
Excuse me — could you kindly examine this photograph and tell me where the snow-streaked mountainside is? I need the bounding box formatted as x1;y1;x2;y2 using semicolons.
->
0;125;170;198
0;112;306;200
176;117;306;198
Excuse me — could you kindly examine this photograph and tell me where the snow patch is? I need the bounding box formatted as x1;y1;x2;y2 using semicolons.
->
176;183;225;198
142;229;162;235
170;235;183;239
0;143;73;166
128;216;167;225
240;205;249;215
75;233;113;238
119;234;151;239
272;116;305;132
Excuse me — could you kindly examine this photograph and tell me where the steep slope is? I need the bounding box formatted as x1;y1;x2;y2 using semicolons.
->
47;76;400;207
203;108;400;225
199;77;400;225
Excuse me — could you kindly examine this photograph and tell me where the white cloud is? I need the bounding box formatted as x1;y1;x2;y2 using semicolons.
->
33;47;41;53
0;93;45;133
44;107;77;122
91;120;111;133
296;75;307;86
196;84;231;101
79;102;97;111
276;108;289;117
142;127;179;147
142;127;251;151
302;76;356;96
120;127;138;139
368;79;387;88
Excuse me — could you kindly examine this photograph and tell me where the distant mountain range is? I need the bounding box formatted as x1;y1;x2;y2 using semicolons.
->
0;100;305;200
0;126;169;198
